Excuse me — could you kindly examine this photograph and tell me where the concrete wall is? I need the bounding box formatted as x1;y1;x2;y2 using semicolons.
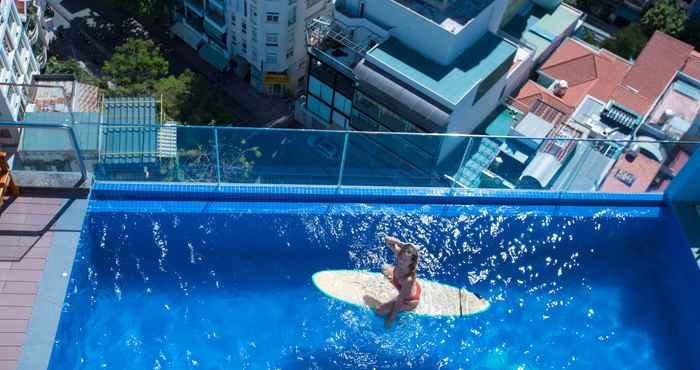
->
435;64;511;158
343;0;498;66
503;49;535;100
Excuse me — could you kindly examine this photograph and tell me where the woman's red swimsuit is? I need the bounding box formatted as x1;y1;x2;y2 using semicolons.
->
392;274;421;301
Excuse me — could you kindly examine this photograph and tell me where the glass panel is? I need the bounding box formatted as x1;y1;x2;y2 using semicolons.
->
217;128;343;185
307;95;331;122
333;93;352;115
341;131;471;187
9;126;83;187
94;125;218;183
9;121;698;194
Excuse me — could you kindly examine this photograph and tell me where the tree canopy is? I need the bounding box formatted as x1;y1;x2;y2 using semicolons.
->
602;24;650;60
100;38;236;124
44;57;100;85
101;38;169;96
153;70;236;124
641;1;687;37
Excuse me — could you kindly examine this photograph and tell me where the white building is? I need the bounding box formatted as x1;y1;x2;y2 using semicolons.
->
15;0;50;69
0;0;40;127
297;0;542;140
170;0;331;97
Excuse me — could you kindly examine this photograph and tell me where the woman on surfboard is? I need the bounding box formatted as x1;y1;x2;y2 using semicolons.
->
374;235;421;328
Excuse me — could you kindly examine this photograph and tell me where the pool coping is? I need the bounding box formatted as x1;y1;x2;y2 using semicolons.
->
90;182;667;207
16;198;87;370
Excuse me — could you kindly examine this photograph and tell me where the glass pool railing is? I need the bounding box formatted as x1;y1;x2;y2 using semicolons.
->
2;121;698;193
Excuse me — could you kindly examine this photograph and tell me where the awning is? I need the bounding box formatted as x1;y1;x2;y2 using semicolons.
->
171;21;204;50
353;61;451;132
198;42;230;72
520;152;562;188
635;136;667;163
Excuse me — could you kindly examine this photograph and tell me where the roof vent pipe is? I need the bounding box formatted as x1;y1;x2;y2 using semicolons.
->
553;80;568;98
660;109;675;125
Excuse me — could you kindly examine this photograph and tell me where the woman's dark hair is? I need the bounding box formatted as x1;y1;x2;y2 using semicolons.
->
399;244;419;279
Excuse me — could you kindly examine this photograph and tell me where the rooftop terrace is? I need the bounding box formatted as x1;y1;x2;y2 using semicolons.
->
391;0;492;32
367;32;517;106
502;2;582;60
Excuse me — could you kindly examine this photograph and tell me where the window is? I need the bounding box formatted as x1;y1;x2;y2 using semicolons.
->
206;2;225;26
265;51;278;65
308;95;331;122
185;8;204;32
333;93;352;115
308;76;333;104
0;129;11;139
265;33;279;47
266;12;280;23
288;6;297;24
332;111;349;128
242;22;247;33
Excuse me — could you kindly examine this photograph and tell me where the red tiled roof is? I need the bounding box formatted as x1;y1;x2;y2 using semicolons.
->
683;51;700;81
599;153;662;193
611;32;694;116
513;80;576;117
539;39;631;108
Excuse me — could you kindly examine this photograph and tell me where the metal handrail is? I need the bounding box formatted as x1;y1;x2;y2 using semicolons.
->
0;121;88;186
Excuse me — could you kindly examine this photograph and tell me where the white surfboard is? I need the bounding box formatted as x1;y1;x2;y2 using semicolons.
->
312;270;489;317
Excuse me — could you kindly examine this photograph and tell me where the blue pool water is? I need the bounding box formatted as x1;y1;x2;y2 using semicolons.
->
48;201;699;369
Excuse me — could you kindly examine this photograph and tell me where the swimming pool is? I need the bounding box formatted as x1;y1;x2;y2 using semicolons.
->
47;188;700;369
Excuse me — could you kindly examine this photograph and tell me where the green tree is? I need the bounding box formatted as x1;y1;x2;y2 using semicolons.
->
641;1;688;37
602;24;650;60
44;57;100;85
153;70;193;122
154;70;237;124
101;38;168;96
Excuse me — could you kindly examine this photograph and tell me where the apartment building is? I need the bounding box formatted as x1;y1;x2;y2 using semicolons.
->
15;0;50;69
0;0;40;128
171;0;331;97
296;0;570;167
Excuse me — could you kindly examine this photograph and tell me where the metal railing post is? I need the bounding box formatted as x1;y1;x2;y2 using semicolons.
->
214;127;222;186
66;125;88;186
451;137;474;193
337;132;350;189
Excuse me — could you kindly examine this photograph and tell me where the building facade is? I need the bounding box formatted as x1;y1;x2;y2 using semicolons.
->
15;0;50;70
297;0;544;144
0;0;40;127
171;0;331;97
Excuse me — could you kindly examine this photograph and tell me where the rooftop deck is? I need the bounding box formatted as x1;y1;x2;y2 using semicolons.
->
392;0;492;32
0;193;86;370
367;32;517;106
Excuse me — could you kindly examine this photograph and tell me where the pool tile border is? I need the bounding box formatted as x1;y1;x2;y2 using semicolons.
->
91;182;666;207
